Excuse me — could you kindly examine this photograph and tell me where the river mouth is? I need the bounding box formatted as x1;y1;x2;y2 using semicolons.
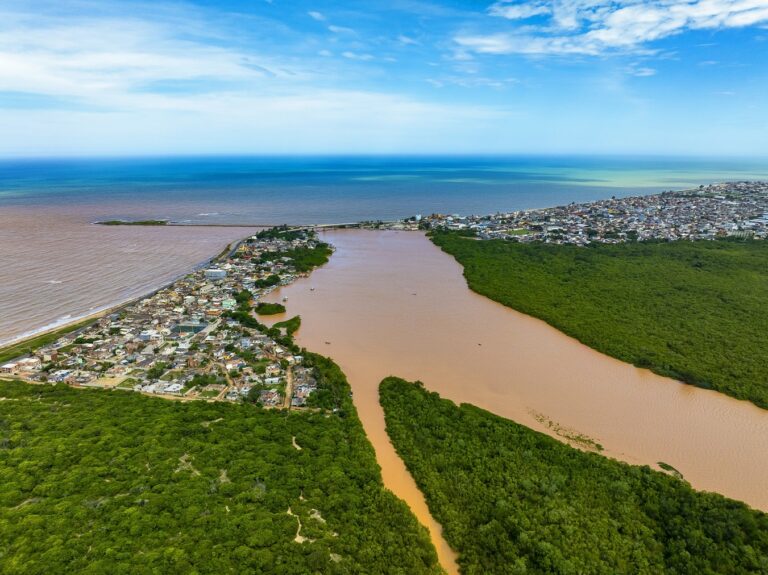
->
266;228;768;571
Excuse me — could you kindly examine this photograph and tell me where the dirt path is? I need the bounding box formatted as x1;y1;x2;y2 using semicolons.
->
286;507;313;544
283;366;294;409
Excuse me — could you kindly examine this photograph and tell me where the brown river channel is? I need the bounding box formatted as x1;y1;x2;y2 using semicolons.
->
266;229;768;574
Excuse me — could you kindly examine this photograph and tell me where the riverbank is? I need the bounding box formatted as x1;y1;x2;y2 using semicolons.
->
0;360;444;574
264;229;768;518
430;231;768;409
381;377;768;574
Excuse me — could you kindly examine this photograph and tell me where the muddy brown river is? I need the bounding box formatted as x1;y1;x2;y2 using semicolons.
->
267;229;768;574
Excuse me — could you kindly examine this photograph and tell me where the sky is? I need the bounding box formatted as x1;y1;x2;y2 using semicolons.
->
1;0;768;156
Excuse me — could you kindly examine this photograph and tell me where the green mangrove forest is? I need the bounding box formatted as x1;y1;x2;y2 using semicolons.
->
431;232;768;408
254;302;287;315
380;377;768;575
0;363;442;575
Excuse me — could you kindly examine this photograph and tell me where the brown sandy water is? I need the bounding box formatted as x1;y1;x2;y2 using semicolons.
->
266;229;768;573
0;206;255;346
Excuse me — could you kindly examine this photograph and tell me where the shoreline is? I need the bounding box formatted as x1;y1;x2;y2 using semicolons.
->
10;177;765;354
93;221;392;229
0;231;255;352
263;228;768;510
87;184;707;230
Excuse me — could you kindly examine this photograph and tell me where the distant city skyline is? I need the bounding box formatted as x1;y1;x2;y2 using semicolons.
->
2;0;768;156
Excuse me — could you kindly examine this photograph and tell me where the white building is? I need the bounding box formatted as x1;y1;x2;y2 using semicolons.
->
204;269;227;280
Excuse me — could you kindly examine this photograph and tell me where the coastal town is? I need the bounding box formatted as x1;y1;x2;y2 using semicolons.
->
4;181;768;402
1;227;331;409
419;181;768;244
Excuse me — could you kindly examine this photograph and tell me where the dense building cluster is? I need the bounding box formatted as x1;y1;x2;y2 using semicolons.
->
6;182;768;402
422;181;768;244
1;229;329;408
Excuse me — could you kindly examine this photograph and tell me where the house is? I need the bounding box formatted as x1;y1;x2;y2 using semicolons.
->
16;357;42;372
0;363;17;374
204;269;227;280
51;369;72;382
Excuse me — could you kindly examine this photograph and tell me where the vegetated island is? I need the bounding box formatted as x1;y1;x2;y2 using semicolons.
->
380;377;768;575
96;219;169;226
254;302;287;315
430;230;768;409
274;315;302;336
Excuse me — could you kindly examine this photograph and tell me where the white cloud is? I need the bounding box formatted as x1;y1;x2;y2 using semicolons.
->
0;9;310;105
308;10;326;21
341;51;374;61
328;24;355;34
627;65;657;76
0;89;511;155
0;3;512;155
489;2;551;20
397;34;420;45
459;0;768;55
427;75;519;88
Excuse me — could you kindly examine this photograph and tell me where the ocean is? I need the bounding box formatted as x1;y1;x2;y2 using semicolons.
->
4;155;768;223
3;155;768;345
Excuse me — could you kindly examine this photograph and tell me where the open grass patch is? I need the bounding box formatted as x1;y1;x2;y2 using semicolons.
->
0;319;96;365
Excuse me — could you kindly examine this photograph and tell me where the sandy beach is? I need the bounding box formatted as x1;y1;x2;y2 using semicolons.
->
0;205;256;346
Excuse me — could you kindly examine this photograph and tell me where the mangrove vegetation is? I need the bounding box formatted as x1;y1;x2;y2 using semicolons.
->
431;232;768;408
254;302;286;315
0;368;443;574
381;377;768;575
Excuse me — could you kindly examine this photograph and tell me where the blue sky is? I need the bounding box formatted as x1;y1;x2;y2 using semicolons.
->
1;0;768;156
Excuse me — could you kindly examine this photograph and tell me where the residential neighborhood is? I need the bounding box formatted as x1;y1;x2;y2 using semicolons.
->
1;228;330;409
420;181;768;244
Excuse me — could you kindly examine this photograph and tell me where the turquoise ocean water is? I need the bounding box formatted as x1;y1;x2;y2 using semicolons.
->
3;156;768;224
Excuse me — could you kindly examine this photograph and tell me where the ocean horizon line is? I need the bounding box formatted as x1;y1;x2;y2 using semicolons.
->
3;152;768;162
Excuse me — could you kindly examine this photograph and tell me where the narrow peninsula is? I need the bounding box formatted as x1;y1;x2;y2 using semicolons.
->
380;377;768;574
96;219;169;226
